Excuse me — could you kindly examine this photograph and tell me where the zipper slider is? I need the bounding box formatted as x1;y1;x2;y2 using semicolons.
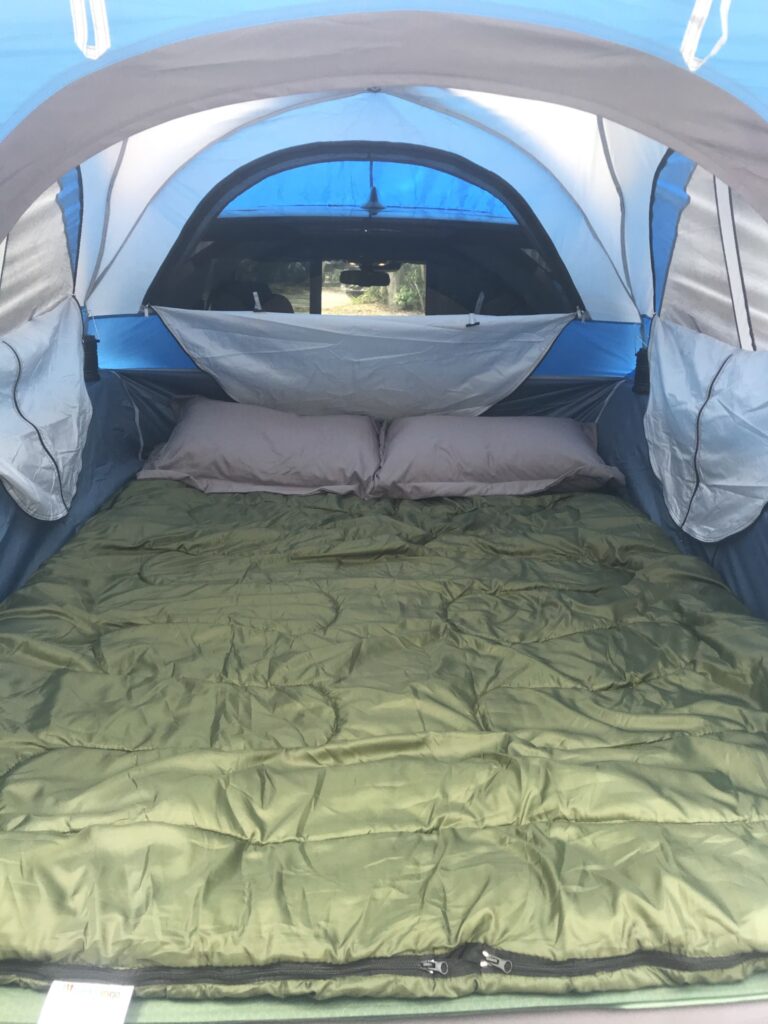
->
480;950;513;974
420;958;449;976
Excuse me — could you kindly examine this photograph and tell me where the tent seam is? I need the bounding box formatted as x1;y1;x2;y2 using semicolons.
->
680;352;734;532
727;187;757;351
597;116;632;301
713;175;751;350
85;137;128;301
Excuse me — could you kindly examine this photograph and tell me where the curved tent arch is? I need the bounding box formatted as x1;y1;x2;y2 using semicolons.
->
1;12;768;242
2;2;766;136
82;89;651;321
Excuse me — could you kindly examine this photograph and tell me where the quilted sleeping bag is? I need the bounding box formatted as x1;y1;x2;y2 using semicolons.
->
0;481;767;999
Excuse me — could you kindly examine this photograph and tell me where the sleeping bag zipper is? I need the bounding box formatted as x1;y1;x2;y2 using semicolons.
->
3;944;767;988
0;953;461;987
466;943;768;978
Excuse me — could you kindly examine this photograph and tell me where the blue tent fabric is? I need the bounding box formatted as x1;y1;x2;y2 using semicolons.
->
533;320;640;377
223;160;516;222
650;150;695;310
3;4;768;252
95;315;197;370
2;3;767;141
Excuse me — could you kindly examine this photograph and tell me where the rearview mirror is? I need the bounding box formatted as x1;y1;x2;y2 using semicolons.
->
339;269;391;287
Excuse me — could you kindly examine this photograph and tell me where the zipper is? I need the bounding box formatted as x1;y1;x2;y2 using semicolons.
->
0;952;468;988
465;943;768;978
479;950;513;974
1;943;765;988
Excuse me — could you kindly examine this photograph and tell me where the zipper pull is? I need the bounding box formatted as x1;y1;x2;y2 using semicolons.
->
480;950;512;974
420;958;449;976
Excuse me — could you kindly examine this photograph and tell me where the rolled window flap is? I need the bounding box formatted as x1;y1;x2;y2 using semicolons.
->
644;317;768;542
0;298;92;520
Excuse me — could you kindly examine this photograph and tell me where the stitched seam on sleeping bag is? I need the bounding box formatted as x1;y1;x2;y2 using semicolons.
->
0;616;725;660
6;814;768;846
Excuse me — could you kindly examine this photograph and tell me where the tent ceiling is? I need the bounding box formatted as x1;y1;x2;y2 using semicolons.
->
1;11;767;243
3;3;766;135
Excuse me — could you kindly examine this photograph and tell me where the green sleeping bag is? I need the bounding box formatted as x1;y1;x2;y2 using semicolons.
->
0;481;766;999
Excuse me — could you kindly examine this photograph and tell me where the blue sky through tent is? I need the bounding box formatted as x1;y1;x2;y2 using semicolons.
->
220;160;516;223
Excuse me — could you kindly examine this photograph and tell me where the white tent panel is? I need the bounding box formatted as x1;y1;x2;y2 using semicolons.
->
0;184;73;336
76;142;124;304
661;167;768;351
730;191;768;352
397;90;630;296
712;175;754;350
645;317;768;543
155;307;574;418
662;167;740;346
600;118;667;314
0;297;91;520
86;90;647;321
77;95;344;303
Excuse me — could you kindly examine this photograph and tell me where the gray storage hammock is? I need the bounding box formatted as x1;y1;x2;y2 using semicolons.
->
154;308;574;418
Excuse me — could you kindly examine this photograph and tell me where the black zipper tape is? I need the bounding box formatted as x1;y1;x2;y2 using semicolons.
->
463;944;768;978
1;943;765;988
0;952;469;987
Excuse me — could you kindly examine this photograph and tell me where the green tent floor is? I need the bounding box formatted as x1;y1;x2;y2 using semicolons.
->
2;975;768;1024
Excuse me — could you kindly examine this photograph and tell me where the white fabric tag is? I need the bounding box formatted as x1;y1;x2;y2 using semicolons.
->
37;980;133;1024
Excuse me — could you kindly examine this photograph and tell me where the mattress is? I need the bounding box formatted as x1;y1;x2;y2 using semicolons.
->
0;481;767;1000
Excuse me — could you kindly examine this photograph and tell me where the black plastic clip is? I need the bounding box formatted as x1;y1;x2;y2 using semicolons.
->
83;333;100;382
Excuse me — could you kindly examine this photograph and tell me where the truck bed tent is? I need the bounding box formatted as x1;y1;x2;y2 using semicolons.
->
1;2;768;1021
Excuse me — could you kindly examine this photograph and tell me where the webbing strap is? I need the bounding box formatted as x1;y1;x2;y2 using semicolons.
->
680;0;732;72
70;0;112;61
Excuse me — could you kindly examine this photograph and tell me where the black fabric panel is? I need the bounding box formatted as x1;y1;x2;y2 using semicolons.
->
119;370;623;455
598;379;768;620
118;369;231;454
0;372;143;603
485;377;621;421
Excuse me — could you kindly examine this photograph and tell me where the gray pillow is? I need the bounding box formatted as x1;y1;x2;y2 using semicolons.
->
374;415;624;498
138;397;381;497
